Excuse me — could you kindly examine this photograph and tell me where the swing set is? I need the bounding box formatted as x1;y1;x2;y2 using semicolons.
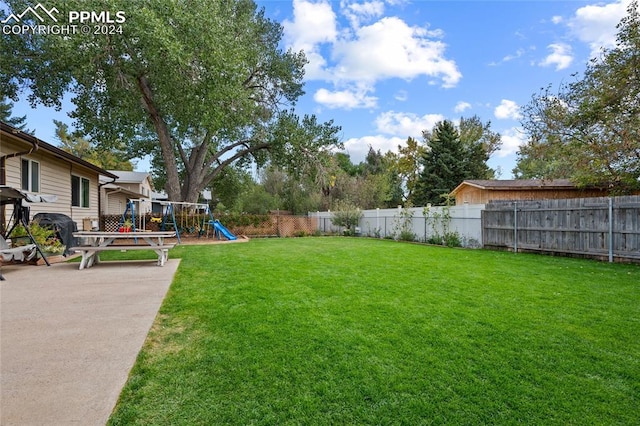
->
156;201;237;243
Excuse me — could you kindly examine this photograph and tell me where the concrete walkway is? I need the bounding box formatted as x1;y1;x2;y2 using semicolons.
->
0;258;180;425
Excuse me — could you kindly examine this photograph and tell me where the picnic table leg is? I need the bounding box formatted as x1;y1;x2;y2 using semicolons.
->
154;248;168;266
79;250;99;270
79;251;89;270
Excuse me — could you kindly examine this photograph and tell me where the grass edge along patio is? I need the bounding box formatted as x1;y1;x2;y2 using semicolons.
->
105;237;639;425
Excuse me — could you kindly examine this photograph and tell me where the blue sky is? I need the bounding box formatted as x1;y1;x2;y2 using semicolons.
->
9;0;633;178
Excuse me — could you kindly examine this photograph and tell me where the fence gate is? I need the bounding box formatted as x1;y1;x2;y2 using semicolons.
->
482;196;640;262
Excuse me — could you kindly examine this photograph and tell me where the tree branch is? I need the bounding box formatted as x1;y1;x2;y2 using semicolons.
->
204;141;270;183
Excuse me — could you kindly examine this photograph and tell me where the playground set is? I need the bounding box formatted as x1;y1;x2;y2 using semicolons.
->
118;200;237;244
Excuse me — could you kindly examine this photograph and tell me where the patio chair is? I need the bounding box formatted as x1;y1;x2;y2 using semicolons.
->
0;235;37;280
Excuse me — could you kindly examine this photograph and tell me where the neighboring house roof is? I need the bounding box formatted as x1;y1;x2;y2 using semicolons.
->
450;179;577;195
107;170;152;184
101;182;146;199
1;122;119;180
151;190;168;201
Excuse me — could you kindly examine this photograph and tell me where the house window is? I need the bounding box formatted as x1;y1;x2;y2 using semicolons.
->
71;175;90;208
21;159;40;192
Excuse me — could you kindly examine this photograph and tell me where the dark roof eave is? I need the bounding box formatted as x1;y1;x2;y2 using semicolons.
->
1;122;119;179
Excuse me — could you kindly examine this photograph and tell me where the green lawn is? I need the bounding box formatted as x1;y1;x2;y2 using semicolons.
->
106;238;639;425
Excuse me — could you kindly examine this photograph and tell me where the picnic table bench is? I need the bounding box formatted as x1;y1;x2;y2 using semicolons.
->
70;231;176;270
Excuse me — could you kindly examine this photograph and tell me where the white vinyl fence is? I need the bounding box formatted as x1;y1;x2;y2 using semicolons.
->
312;204;485;248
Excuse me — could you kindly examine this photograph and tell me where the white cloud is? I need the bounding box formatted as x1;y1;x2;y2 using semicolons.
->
283;0;338;79
332;17;461;87
503;48;525;63
551;15;563;24
314;87;378;109
301;51;332;80
496;127;527;158
375;111;444;137
341;0;385;28
283;0;461;105
394;90;408;101
494;99;522;120
454;101;471;113
489;48;526;67
343;135;406;163
283;0;337;48
340;110;444;162
568;0;631;57
539;43;573;70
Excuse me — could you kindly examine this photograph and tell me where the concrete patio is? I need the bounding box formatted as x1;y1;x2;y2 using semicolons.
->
0;258;180;425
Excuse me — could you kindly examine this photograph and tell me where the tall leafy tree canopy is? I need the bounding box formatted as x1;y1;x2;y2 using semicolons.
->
458;115;501;179
515;0;640;194
2;0;341;202
316;149;402;210
394;137;425;204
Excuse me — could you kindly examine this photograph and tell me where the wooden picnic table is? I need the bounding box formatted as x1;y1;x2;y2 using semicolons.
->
70;231;177;270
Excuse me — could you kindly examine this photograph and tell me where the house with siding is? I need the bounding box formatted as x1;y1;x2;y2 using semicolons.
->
0;122;118;231
100;171;154;216
450;179;609;205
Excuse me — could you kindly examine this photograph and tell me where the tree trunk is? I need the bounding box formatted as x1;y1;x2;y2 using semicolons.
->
137;76;182;201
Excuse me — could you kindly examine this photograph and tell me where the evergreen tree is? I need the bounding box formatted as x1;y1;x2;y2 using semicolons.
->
414;120;467;206
0;99;31;133
54;120;134;170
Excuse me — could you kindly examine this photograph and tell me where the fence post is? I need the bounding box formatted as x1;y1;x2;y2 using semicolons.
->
513;201;518;253
424;216;427;242
609;197;613;263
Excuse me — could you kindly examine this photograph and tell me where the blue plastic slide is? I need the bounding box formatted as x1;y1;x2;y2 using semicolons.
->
212;220;237;240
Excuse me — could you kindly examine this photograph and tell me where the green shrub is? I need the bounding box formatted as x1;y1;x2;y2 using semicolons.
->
398;230;416;242
331;201;363;235
10;221;65;254
393;204;415;242
443;231;462;247
426;231;462;247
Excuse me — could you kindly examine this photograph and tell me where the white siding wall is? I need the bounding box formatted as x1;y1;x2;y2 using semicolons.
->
104;191;129;216
119;182;153;213
2;138;101;231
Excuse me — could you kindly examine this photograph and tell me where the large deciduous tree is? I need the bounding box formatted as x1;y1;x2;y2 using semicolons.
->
394;137;425;204
2;0;341;202
515;0;640;194
458;115;501;179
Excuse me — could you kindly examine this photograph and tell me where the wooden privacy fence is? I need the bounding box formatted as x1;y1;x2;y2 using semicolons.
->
482;196;640;262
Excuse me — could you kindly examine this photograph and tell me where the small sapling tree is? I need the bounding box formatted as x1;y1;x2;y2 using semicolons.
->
331;201;363;236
